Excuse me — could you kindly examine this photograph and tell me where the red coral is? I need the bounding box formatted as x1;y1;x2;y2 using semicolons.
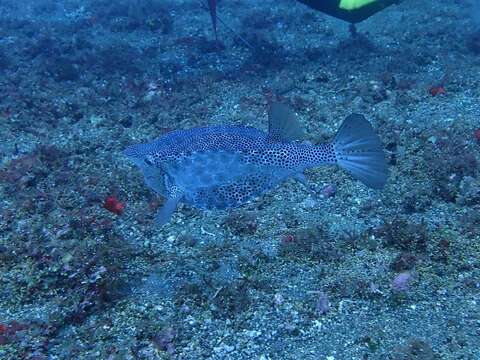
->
281;234;295;245
474;129;480;142
0;335;8;345
0;321;29;345
103;196;125;215
7;320;27;334
428;85;446;97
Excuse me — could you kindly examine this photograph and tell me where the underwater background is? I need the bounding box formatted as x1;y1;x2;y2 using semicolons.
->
0;0;479;359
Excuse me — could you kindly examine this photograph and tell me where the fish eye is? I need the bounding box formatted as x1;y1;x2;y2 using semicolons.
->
144;158;153;166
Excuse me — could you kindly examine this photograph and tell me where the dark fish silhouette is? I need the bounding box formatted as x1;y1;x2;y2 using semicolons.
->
297;0;401;23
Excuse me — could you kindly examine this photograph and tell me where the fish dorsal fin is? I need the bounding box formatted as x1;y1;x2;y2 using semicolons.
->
267;103;304;142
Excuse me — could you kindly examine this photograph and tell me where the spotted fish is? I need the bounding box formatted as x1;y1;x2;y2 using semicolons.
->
124;103;388;225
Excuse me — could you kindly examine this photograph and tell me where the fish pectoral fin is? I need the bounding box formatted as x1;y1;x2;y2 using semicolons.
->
143;164;167;195
155;196;182;226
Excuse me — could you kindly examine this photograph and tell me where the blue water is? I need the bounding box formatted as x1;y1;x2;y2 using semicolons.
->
0;0;479;359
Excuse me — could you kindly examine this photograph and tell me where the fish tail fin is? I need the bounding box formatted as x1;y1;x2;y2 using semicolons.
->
333;114;388;189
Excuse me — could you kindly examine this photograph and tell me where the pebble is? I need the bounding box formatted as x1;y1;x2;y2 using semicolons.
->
213;344;235;353
245;330;261;338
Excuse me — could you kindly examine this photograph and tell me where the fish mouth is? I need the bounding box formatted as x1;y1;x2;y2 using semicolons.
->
123;145;140;158
123;144;153;168
123;142;155;158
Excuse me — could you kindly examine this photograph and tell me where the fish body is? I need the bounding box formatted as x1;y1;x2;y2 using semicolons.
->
125;104;388;225
296;0;401;23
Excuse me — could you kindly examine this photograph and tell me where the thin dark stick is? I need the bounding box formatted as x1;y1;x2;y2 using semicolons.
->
197;0;255;50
